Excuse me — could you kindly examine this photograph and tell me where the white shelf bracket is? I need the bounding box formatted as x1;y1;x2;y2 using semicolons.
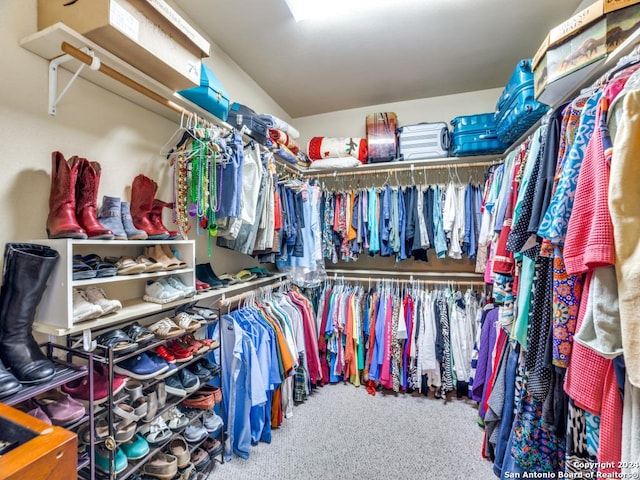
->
48;47;101;116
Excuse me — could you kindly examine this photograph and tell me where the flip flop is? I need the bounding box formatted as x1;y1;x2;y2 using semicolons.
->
73;255;98;280
235;270;257;282
82;254;118;278
95;329;139;355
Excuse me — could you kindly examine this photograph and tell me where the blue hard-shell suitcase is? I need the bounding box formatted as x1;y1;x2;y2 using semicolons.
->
178;64;230;122
495;59;549;145
450;113;509;157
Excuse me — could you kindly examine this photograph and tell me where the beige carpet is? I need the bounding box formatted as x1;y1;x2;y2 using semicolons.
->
211;382;495;479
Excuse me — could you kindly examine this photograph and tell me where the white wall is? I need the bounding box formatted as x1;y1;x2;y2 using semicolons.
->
0;0;290;277
293;87;504;146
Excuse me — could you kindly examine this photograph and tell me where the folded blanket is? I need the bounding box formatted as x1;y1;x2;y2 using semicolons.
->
258;114;300;139
307;137;368;163
269;128;299;154
309;157;362;170
272;144;298;164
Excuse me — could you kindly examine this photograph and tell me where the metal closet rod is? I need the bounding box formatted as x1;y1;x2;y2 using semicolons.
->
325;269;486;286
218;279;291;307
310;160;497;179
59;42;304;176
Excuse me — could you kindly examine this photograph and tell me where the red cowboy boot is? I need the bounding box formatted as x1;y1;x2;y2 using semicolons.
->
75;158;114;239
46;152;87;239
149;199;180;240
131;175;169;240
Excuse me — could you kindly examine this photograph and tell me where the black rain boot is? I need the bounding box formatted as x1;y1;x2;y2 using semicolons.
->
0;243;58;384
0;359;21;397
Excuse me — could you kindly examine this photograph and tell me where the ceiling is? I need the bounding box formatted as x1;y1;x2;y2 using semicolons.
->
176;0;583;118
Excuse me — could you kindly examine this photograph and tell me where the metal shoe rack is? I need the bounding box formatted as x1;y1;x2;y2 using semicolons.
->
2;343;97;480
73;307;224;480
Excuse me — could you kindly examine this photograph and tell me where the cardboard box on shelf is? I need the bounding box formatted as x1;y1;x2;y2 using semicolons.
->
532;0;640;104
128;0;210;57
37;0;201;91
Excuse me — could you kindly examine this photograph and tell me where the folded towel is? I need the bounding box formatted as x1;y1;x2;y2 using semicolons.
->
258;114;300;139
307;137;368;163
269;128;299;154
309;157;362;170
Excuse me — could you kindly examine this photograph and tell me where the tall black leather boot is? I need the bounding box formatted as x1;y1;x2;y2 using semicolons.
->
0;360;21;397
0;243;58;384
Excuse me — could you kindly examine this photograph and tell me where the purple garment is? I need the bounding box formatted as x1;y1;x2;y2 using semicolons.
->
472;307;499;410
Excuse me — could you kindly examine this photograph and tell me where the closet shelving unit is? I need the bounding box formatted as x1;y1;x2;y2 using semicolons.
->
79;313;223;480
2;343;97;480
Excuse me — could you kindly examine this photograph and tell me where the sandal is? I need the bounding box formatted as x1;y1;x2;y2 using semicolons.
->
135;254;164;273
95;329;139;355
162;407;189;432
173;312;201;333
73;255;97;281
106;256;147;275
148;318;185;339
234;269;257;282
217;273;241;285
123;322;156;345
139;417;172;445
82;254;118;277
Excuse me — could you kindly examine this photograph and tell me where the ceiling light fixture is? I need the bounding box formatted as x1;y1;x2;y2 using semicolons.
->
285;0;412;22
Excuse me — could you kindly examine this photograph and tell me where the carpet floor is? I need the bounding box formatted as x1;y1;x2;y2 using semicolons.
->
211;382;495;479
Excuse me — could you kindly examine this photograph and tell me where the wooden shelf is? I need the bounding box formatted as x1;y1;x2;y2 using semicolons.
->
301;154;500;176
20;23;223;126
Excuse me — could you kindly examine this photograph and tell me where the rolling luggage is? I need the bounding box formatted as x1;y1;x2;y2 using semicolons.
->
495;59;549;145
396;122;449;161
450;113;509;157
366;112;398;163
228;103;269;144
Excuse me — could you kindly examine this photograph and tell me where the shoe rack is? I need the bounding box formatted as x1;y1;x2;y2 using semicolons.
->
78;312;224;480
32;239;196;335
1;343;97;480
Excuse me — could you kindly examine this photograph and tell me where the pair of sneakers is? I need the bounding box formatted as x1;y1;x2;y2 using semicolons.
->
73;287;122;322
143;276;196;304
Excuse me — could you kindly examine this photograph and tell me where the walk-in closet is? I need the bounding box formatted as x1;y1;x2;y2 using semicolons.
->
0;1;639;479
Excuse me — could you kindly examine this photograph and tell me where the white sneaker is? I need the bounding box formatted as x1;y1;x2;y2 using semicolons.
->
143;280;184;304
73;288;104;322
202;411;223;433
84;287;122;315
165;276;196;298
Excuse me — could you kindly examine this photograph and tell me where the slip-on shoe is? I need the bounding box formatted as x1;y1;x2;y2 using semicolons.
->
190;447;210;471
169;436;190;468
33;390;86;426
164;374;187;397
94;445;128;474
202;411;223;434
120;434;150;460
142;452;178;480
178;368;200;394
184;420;208;443
202;437;224;457
114;352;169;380
62;364;127;404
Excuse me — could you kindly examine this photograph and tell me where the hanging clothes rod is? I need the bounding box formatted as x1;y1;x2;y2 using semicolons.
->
325;268;484;279
60;42;302;177
331;275;486;286
217;279;291;307
309;160;497;179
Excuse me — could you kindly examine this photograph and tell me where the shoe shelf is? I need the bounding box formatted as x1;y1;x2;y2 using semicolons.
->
78;452;91;472
89;316;220;366
35;271;286;337
2;360;87;407
72;267;194;287
32;238;196;335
